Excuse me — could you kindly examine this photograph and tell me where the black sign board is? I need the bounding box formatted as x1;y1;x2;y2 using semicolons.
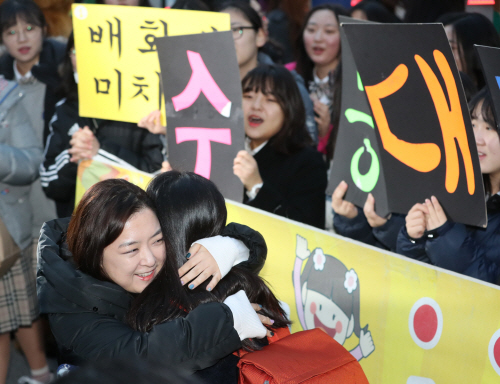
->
328;23;486;227
156;31;244;201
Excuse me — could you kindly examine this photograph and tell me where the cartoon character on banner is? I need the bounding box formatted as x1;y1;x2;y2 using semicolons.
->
293;235;375;361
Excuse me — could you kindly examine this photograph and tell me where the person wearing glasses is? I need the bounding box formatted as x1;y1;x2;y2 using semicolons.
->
218;1;318;144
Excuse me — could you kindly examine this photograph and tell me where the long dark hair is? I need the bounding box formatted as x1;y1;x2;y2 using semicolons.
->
57;31;77;101
439;12;500;89
128;171;290;351
0;0;46;40
67;179;155;282
295;4;348;86
469;87;498;196
242;64;312;154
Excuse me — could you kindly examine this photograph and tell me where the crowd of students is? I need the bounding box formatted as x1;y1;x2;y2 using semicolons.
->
0;0;499;383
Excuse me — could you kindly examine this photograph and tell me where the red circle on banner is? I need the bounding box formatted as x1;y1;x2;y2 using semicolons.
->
494;337;500;368
413;304;438;343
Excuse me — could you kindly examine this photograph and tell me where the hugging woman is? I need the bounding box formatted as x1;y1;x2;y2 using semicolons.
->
37;176;272;375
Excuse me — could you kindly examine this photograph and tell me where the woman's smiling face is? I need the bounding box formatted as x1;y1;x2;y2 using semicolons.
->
303;9;341;71
102;208;165;293
472;101;500;178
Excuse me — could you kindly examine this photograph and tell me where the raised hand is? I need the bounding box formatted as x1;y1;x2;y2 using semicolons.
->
405;203;428;239
425;196;447;231
363;193;387;228
331;181;358;219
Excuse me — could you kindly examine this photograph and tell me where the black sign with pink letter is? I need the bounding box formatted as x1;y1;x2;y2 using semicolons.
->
156;31;244;201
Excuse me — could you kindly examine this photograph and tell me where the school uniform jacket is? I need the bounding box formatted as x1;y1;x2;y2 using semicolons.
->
37;218;267;371
396;194;500;284
244;142;328;229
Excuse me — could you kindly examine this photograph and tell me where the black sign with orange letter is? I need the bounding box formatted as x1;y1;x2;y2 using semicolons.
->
328;23;486;227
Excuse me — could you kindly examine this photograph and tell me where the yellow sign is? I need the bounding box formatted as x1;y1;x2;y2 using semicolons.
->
75;159;500;383
72;4;230;124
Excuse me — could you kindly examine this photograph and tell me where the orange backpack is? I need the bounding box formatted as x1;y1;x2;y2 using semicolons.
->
237;328;369;383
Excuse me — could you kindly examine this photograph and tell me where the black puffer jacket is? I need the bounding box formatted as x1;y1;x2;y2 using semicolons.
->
40;99;164;217
0;39;65;143
37;218;267;371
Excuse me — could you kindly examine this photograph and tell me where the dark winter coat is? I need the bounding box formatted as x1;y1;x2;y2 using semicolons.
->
37;218;267;371
0;39;65;144
244;141;328;229
396;195;500;284
40;99;163;217
334;208;405;252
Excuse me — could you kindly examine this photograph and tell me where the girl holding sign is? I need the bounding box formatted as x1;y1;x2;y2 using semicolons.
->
397;88;500;284
233;64;327;228
40;32;164;218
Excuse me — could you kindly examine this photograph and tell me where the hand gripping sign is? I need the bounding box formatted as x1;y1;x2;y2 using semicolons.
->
157;31;244;202
328;22;486;227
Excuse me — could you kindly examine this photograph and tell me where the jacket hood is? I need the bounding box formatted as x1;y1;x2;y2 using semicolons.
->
37;218;132;321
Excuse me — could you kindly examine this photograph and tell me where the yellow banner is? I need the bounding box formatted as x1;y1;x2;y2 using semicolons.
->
75;159;500;383
227;203;500;383
72;4;230;124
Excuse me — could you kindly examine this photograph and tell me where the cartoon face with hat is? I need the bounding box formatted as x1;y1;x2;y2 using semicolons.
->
293;235;375;361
